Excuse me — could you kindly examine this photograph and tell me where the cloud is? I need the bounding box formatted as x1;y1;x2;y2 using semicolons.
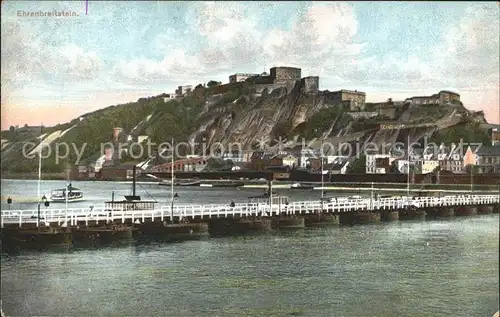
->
342;3;499;123
2;2;498;125
432;5;499;88
430;5;499;122
1;19;102;89
113;2;364;85
262;3;362;71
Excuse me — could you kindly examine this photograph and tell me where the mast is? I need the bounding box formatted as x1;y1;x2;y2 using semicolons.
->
406;134;410;198
65;182;69;216
370;181;374;210
132;165;136;197
470;164;473;193
320;138;324;212
321;138;324;200
38;124;43;200
268;175;273;215
37;124;43;229
170;137;174;222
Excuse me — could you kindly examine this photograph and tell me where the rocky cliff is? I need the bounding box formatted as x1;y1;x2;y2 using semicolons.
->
0;80;492;173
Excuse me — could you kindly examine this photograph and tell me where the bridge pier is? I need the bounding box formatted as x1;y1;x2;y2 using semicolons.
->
454;205;477;217
339;211;380;225
235;218;272;231
477;205;493;214
272;215;305;229
426;207;455;218
1;227;72;251
398;208;426;221
380;210;399;222
305;213;340;227
135;221;209;241
207;217;272;235
71;224;133;247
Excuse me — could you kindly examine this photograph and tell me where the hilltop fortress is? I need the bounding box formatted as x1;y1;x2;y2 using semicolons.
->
229;66;318;95
211;66;366;112
177;65;461;117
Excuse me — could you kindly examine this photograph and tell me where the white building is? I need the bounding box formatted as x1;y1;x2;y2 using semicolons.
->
492;128;499;146
163;94;175;102
222;152;244;163
94;155;106;172
299;148;317;168
282;154;298;167
175;85;193;96
366;154;391;174
415;160;440;174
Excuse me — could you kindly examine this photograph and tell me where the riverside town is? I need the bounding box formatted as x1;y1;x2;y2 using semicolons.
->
1;2;499;317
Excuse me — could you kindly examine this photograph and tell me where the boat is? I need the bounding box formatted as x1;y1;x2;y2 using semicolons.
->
177;180;201;187
290;182;314;190
105;167;157;212
212;181;244;188
159;180;201;187
158;181;173;186
49;184;84;202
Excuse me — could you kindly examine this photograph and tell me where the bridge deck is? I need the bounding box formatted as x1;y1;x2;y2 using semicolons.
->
1;195;498;228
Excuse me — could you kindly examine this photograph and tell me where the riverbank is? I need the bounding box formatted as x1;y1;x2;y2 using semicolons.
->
1;172;69;180
2;176;499;191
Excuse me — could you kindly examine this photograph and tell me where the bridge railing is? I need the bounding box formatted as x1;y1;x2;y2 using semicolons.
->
1;195;498;228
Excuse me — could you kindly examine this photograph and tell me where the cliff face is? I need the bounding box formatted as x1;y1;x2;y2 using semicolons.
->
190;80;485;152
192;81;333;150
0;80;491;173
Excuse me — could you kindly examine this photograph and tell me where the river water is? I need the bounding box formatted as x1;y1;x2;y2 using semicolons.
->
1;180;499;316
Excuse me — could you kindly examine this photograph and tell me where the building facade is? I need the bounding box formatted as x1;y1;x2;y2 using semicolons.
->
463;146;477;166
415;160;440;174
491;128;500;146
163;94;175;102
326;90;366;111
405;90;460;106
269;67;302;83
475;146;500;174
282;154;298;167
300;76;320;93
229;73;259;83
99;164;138;180
151;157;208;173
222;152;244;163
366;154;391;174
439;157;464;173
175;85;193;96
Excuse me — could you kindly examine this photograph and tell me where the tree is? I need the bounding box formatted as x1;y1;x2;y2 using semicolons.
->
346;155;366;173
389;160;400;173
9;126;15;133
465;164;479;173
207;80;221;87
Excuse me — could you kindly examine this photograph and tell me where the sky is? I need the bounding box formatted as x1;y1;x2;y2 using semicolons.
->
1;1;499;128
